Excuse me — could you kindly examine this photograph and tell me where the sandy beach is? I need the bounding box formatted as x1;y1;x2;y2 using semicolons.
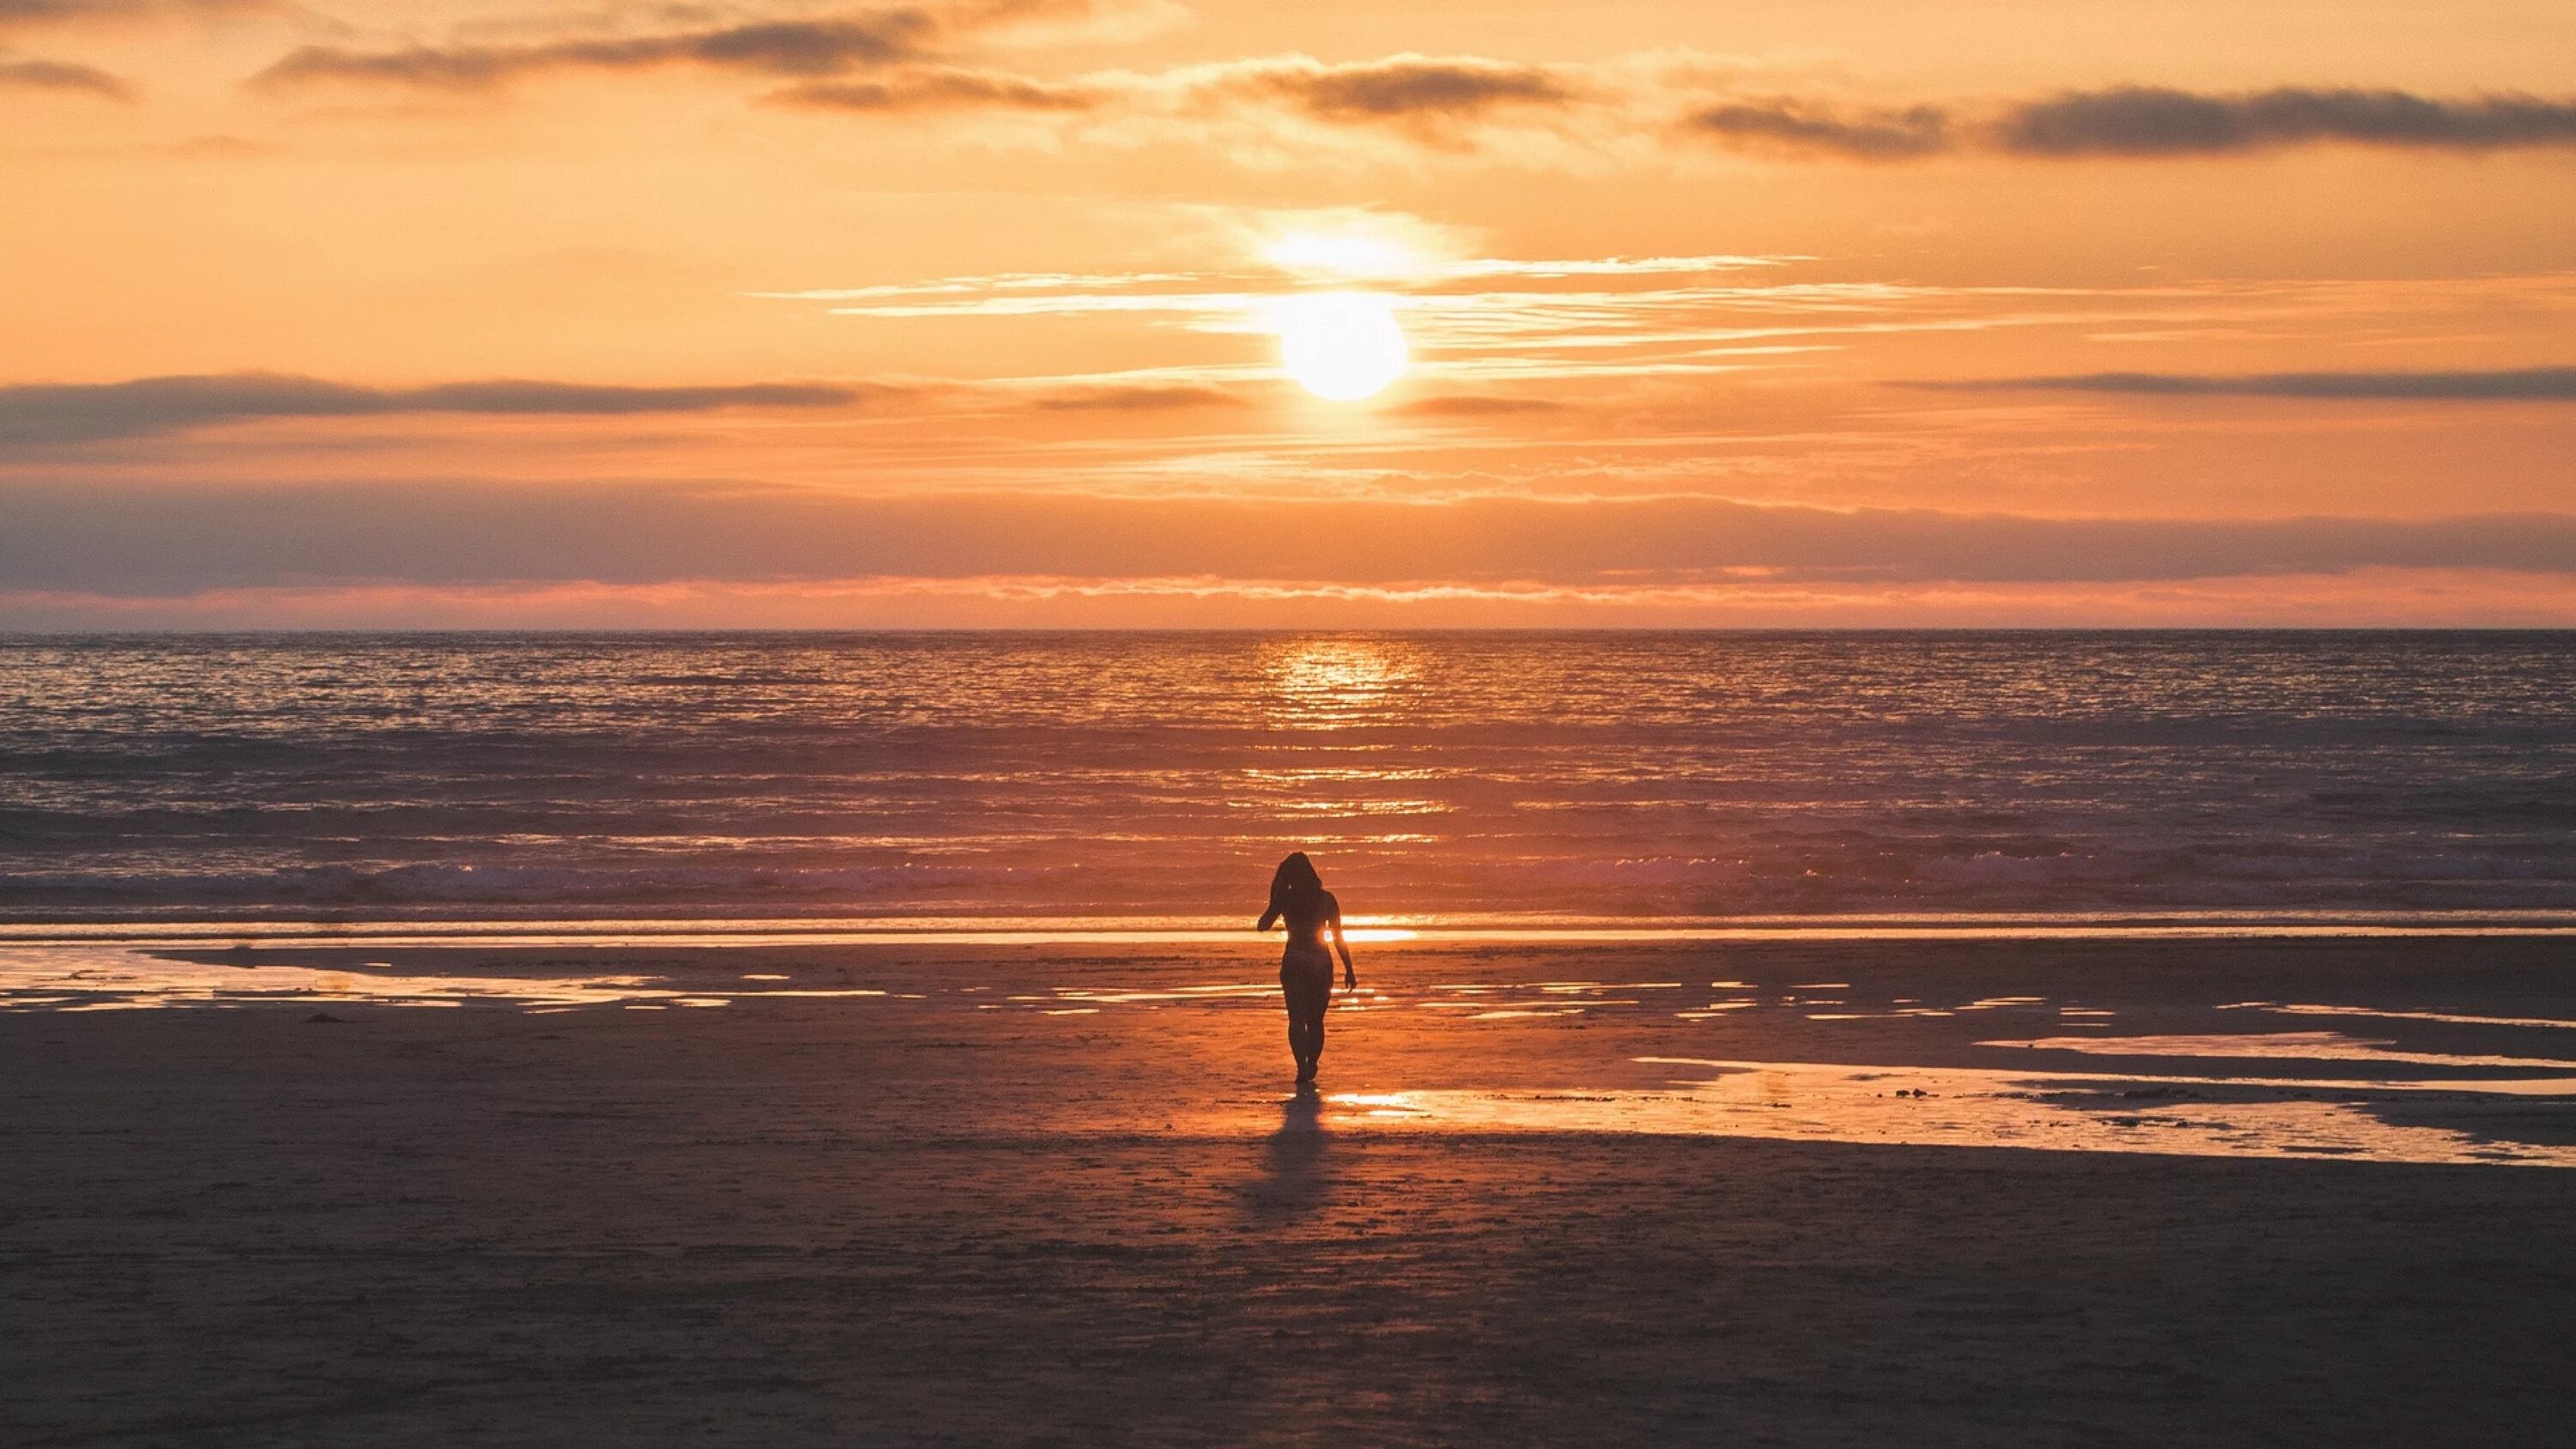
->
8;933;2576;1446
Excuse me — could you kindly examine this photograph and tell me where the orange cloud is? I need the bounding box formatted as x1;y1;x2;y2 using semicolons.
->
1913;367;2576;400
9;477;2575;595
1682;86;2576;160
251;13;945;92
0;54;126;97
0;373;881;447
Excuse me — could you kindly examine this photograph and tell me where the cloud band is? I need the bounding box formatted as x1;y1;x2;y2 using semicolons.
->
0;374;867;446
1917;367;2576;400
4;481;2572;594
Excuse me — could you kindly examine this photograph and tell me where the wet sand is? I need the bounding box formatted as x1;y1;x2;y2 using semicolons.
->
9;936;2576;1446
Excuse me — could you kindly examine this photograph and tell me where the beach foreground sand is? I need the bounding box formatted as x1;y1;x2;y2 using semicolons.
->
9;936;2576;1446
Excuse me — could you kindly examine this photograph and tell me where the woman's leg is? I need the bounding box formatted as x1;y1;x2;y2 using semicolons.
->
1282;966;1314;1071
1282;963;1327;1077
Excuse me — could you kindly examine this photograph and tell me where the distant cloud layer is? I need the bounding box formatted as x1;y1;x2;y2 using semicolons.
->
1025;383;1242;411
0;371;1290;446
1224;54;1571;124
1688;87;2576;159
224;8;2576;168
767;52;1583;147
4;480;2573;595
1684;102;1948;159
0;0;263;98
0;373;866;446
1996;87;2576;156
1921;367;2576;400
781;66;2576;158
0;55;127;96
0;0;263;27
252;13;942;91
283;37;1583;139
1394;394;1567;416
776;64;1095;112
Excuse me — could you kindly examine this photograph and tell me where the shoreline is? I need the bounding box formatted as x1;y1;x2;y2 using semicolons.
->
10;934;2576;1169
10;907;2576;949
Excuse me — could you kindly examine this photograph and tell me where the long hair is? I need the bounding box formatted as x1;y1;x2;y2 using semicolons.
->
1269;852;1322;913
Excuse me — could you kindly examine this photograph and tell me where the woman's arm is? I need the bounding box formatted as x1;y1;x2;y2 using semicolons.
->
1329;910;1355;990
1256;904;1279;931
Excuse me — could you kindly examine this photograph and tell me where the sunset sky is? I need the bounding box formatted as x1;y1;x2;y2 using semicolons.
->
6;0;2574;627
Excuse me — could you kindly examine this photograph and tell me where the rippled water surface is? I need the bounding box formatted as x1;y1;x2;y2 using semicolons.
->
3;631;2573;922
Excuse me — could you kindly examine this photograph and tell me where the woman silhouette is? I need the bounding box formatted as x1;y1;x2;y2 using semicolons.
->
1257;852;1355;1085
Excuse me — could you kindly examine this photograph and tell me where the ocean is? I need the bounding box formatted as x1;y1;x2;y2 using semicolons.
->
3;630;2573;928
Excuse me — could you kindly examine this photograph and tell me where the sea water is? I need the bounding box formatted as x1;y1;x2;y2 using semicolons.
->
3;631;2572;926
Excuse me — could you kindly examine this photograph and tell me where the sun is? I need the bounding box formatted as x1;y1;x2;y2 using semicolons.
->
1275;291;1409;402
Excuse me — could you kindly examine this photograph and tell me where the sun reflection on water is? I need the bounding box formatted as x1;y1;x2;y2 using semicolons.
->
1261;638;1419;728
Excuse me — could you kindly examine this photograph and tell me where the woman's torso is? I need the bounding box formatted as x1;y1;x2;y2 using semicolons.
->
1279;888;1338;954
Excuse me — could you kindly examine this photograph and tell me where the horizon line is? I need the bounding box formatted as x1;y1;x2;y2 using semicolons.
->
9;624;2576;638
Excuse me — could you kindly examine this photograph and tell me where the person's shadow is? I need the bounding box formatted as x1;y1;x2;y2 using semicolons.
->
1247;1086;1328;1221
